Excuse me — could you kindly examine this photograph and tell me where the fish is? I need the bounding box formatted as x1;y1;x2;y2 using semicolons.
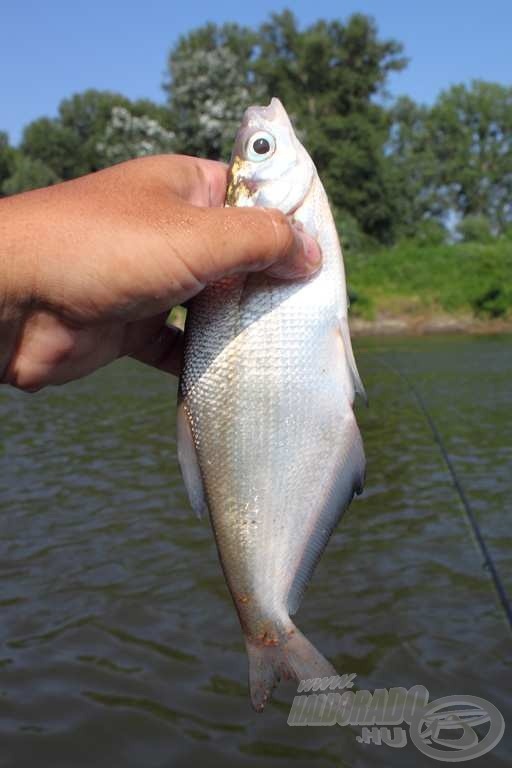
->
177;98;366;712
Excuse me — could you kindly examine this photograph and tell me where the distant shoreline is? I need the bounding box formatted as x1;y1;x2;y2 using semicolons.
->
349;313;512;337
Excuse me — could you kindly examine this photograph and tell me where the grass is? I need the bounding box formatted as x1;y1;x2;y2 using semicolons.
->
346;237;512;321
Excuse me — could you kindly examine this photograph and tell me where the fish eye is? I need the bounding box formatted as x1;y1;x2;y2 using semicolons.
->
246;131;276;162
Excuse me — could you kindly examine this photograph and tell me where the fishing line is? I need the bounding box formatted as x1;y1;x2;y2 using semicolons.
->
373;352;512;631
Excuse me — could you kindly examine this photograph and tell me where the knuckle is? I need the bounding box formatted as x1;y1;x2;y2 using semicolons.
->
189;162;210;206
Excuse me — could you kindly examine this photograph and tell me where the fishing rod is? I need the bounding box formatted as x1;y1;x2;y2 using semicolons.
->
375;353;512;631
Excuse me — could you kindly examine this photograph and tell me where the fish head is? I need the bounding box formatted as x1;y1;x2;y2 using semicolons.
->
226;98;315;214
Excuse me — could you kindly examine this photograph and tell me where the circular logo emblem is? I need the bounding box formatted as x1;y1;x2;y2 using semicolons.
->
410;695;505;762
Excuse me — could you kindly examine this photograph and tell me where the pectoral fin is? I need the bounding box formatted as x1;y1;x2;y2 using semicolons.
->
176;399;207;519
339;316;367;405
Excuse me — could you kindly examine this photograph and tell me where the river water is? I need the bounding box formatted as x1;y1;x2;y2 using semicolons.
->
1;334;511;767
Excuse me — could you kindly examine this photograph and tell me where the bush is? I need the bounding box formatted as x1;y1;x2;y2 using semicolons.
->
458;215;493;243
346;238;512;320
347;288;374;319
413;219;446;247
471;286;508;318
334;209;369;254
501;225;512;242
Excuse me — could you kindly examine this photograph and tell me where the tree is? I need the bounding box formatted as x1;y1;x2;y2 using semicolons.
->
96;106;176;165
385;97;443;238
21;118;80;180
0;132;16;196
429;81;512;232
458;214;493;243
165;23;263;159
2;153;58;196
255;11;405;117
164;12;406;240
20;91;130;179
21;90;175;181
254;12;406;241
58;89;138;173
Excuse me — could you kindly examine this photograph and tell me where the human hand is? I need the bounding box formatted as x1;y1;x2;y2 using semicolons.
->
0;155;321;391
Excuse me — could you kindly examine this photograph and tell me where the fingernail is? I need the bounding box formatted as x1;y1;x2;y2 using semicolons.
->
266;226;322;280
296;228;322;274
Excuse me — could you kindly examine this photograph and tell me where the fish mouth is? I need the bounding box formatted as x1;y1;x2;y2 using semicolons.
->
242;97;288;127
225;153;312;215
225;155;259;206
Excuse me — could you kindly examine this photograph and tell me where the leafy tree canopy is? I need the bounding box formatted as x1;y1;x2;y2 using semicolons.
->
2;12;511;244
2;153;59;196
388;82;512;235
165;22;262;159
165;11;406;240
0;132;16;196
96;106;176;166
429;81;512;232
21;90;175;181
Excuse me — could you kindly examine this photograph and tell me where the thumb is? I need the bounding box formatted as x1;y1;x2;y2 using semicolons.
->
180;205;322;284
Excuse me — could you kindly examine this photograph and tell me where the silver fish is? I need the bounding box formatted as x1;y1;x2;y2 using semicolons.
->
177;98;366;711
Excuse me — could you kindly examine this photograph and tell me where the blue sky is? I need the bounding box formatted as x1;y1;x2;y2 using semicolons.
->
1;0;510;144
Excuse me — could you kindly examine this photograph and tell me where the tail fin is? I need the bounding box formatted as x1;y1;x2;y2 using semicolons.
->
245;623;337;712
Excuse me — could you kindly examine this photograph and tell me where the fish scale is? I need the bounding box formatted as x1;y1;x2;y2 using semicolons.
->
177;98;366;711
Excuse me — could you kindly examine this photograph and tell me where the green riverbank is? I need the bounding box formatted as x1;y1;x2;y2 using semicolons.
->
169;237;512;337
346;237;512;335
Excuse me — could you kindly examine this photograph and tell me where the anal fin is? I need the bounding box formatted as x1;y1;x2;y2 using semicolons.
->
339;315;367;405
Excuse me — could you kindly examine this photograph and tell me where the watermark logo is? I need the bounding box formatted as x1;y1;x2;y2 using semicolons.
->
409;695;505;762
288;675;505;762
